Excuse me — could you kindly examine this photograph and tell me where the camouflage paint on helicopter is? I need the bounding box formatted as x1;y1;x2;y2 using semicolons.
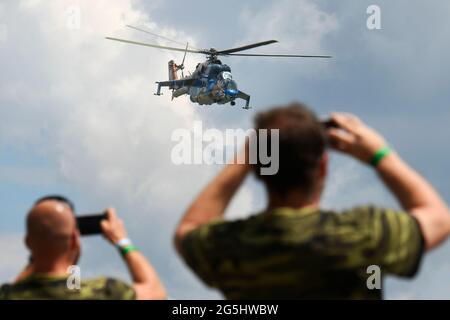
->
168;59;244;108
106;25;331;109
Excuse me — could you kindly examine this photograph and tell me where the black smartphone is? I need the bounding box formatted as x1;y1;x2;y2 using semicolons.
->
76;213;107;236
321;118;340;129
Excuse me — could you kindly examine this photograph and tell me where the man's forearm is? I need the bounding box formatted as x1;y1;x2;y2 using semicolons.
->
124;251;162;284
100;208;166;299
186;162;250;222
377;152;450;249
377;152;445;209
175;162;250;250
123;251;166;299
328;113;450;249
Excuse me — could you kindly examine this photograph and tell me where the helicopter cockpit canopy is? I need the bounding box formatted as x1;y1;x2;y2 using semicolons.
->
204;64;232;80
226;79;237;90
220;71;233;81
220;72;238;96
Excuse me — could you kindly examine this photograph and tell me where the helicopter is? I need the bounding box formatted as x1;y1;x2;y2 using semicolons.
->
106;25;331;109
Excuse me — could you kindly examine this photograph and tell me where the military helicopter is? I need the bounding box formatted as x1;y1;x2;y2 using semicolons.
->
106;25;331;109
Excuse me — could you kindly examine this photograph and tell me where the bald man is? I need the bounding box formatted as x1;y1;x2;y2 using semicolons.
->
0;196;166;300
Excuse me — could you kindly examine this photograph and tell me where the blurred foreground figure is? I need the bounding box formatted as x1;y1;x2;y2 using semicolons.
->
175;102;450;299
0;196;166;300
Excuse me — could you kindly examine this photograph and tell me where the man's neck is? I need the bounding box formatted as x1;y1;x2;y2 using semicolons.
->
28;258;71;277
267;188;321;211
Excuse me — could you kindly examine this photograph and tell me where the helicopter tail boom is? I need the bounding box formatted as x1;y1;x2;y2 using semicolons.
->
168;60;178;83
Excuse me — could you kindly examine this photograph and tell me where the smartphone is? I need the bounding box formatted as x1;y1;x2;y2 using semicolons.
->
321;118;340;129
76;213;107;236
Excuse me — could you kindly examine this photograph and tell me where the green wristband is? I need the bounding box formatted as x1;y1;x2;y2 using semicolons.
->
370;146;391;167
120;245;139;256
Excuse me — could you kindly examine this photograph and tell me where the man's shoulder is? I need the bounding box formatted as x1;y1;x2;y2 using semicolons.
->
182;206;416;247
0;277;69;300
79;276;135;300
184;216;256;237
329;205;413;226
182;207;365;238
0;276;135;300
182;205;415;244
0;283;11;300
316;205;418;237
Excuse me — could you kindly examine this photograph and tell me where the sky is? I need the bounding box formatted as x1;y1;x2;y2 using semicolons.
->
1;0;450;299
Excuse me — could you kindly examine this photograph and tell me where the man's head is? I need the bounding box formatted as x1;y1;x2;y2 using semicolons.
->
25;195;81;266
253;102;328;201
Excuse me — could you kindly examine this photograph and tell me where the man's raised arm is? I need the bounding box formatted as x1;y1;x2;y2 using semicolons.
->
174;154;251;255
328;113;450;250
101;208;166;300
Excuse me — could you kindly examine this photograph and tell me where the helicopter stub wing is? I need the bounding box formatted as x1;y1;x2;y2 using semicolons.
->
237;90;251;109
155;78;202;96
157;78;200;89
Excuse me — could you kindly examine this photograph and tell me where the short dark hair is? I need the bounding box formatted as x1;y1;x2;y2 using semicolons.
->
253;102;326;195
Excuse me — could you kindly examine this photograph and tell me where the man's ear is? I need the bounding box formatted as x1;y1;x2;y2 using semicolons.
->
319;152;328;179
73;229;81;249
25;235;31;250
70;229;81;251
66;229;81;265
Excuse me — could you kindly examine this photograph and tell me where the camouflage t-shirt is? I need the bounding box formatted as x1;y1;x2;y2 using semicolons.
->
0;274;135;300
180;206;424;299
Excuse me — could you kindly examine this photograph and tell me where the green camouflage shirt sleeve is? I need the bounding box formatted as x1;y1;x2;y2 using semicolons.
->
330;206;425;277
180;219;225;287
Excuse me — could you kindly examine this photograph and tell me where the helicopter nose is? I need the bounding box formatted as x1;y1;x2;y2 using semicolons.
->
224;89;238;97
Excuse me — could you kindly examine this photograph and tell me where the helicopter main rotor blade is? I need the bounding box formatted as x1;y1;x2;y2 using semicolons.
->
216;40;278;54
180;42;189;77
223;53;332;58
105;37;203;54
126;25;201;50
181;42;189;66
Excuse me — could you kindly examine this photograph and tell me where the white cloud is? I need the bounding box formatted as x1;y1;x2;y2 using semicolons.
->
332;1;450;100
0;0;258;298
241;0;337;51
237;0;337;76
0;24;7;44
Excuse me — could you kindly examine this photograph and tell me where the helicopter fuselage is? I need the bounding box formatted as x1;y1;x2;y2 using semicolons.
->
168;59;239;106
189;60;238;106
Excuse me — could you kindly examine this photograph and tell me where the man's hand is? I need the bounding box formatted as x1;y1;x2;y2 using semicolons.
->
327;113;386;163
100;208;166;299
326;113;450;250
101;208;128;245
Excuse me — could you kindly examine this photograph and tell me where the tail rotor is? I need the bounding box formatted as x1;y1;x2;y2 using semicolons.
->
177;42;189;78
